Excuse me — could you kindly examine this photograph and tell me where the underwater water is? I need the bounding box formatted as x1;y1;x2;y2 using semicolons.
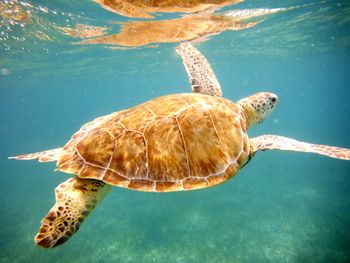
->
1;0;350;262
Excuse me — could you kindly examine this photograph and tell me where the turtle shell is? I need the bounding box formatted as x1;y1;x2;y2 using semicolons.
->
57;93;250;192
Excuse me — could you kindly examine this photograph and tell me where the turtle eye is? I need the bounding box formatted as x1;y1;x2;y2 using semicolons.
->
271;97;276;103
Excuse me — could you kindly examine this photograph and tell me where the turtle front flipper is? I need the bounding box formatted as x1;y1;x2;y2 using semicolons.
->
176;42;222;97
250;135;350;160
35;177;111;248
9;148;62;162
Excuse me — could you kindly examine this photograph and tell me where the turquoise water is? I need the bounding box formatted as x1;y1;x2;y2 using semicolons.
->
1;0;350;262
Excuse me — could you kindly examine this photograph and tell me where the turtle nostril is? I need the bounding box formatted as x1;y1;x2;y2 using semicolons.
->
271;97;277;103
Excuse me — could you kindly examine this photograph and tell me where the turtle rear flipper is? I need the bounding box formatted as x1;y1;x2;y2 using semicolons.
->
35;177;111;248
250;135;350;160
9;148;62;162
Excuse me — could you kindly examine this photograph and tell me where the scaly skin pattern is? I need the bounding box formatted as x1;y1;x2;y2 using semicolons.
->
57;93;250;192
237;92;278;127
35;177;111;248
176;42;222;97
250;135;350;160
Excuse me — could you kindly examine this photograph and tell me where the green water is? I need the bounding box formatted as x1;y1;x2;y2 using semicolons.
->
1;0;349;262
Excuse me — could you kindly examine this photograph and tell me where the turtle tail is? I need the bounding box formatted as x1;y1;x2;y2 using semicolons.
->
9;148;63;162
35;177;111;248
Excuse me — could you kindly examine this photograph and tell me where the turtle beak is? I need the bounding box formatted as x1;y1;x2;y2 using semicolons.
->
269;94;278;108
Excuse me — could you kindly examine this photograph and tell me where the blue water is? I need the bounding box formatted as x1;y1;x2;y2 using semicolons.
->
1;0;350;262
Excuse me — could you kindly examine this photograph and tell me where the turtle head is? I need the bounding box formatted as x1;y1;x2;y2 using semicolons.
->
237;92;278;128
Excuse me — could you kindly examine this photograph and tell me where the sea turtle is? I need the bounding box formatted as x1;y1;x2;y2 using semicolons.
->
10;42;350;248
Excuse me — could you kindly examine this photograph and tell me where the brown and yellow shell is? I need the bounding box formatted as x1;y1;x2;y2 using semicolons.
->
57;93;250;192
